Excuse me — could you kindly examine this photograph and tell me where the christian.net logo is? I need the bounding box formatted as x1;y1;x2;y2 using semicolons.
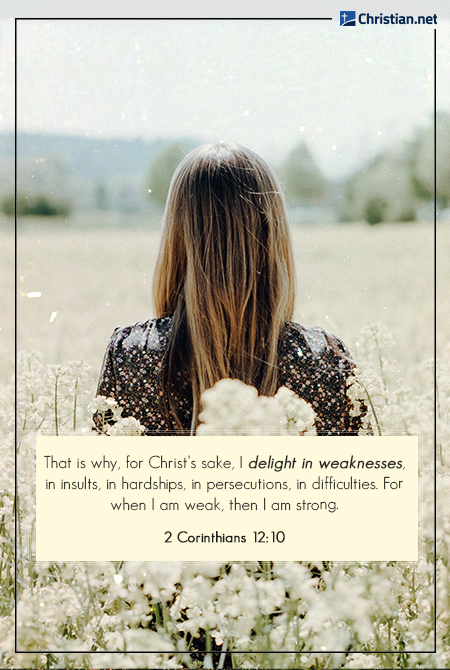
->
340;11;356;26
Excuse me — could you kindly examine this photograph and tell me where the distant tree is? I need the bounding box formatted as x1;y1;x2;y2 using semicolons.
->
147;142;187;208
279;141;328;205
340;151;417;223
31;196;61;216
94;182;108;210
1;194;16;217
364;197;388;225
410;111;450;207
1;193;71;217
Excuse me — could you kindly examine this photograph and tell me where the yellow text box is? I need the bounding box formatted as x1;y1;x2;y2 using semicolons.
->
36;435;419;562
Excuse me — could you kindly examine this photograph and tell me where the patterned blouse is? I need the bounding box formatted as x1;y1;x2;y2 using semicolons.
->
94;318;366;435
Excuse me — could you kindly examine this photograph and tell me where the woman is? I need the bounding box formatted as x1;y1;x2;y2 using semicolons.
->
94;142;366;435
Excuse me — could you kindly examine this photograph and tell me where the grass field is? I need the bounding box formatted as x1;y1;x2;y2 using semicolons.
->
9;218;444;378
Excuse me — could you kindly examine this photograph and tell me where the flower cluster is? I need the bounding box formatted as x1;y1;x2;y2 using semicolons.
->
88;396;145;436
197;379;316;436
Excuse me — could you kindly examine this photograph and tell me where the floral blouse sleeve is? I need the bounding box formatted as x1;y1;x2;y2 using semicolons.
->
279;324;369;435
96;329;119;399
92;328;119;433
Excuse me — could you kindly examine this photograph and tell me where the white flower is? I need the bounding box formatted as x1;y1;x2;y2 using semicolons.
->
272;561;314;602
197;379;316;435
107;416;145;436
346;368;383;433
131;562;183;601
88;395;123;420
273;386;316;434
345;652;380;668
121;628;175;652
181;562;226;580
255;577;285;614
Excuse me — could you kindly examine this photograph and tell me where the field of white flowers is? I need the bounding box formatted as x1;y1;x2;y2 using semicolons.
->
1;219;449;668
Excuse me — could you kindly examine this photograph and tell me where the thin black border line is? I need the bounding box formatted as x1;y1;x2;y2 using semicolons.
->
13;16;436;659
433;26;437;655
16;17;333;21
14;14;18;650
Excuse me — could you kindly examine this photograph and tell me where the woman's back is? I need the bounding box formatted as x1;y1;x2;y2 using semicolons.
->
94;142;366;435
95;317;365;435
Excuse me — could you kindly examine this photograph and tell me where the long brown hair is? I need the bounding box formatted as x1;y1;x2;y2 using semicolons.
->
153;142;295;432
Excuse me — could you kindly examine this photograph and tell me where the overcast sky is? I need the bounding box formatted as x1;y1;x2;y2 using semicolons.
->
3;18;450;177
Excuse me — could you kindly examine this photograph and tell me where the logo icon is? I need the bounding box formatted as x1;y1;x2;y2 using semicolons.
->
340;11;356;26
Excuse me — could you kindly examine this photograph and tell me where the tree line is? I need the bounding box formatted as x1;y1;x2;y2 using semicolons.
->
5;113;448;222
146;113;448;224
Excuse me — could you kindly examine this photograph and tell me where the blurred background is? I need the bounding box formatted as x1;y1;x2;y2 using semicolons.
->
2;18;449;386
6;20;450;224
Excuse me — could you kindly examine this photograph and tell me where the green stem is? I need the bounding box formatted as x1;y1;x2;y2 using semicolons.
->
372;329;388;402
73;379;78;430
154;601;162;628
217;637;228;670
205;627;213;669
359;381;383;436
54;374;59;436
15;492;23;593
261;561;272;579
161;601;169;633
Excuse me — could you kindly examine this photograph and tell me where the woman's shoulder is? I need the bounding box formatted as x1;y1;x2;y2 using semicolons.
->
106;317;173;354
282;321;351;361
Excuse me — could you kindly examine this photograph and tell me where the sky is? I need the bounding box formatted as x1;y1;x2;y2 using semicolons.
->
2;17;450;177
